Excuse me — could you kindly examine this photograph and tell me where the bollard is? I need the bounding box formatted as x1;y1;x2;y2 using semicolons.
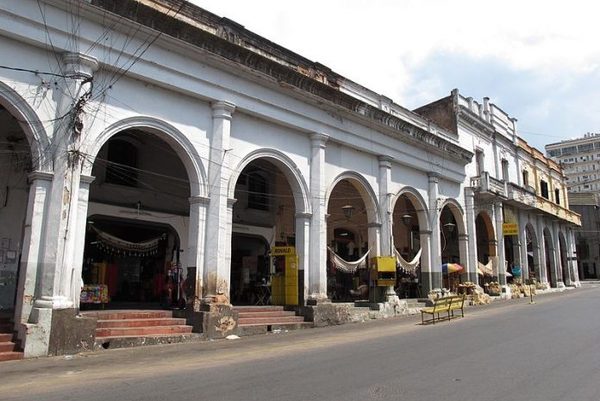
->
529;283;535;304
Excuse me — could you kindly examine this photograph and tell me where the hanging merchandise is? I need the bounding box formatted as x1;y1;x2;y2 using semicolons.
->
394;247;422;274
92;226;166;257
327;247;371;273
477;257;494;277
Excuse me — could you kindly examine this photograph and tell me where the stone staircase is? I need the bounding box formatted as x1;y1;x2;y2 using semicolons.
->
234;306;312;336
81;310;196;350
0;316;23;362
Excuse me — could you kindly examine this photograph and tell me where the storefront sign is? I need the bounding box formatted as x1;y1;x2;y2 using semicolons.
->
272;246;296;256
503;223;519;236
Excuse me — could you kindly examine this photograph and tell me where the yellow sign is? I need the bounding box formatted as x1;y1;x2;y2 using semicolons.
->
271;246;295;256
503;223;519;236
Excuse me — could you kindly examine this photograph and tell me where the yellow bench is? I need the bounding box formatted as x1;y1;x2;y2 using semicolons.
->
421;295;465;324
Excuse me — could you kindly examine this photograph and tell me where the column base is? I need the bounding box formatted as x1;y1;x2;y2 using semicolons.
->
306;295;331;306
33;295;73;310
184;301;238;339
23;307;95;357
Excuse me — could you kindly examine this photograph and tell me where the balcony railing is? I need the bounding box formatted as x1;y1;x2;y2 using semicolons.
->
506;183;581;226
470;171;507;198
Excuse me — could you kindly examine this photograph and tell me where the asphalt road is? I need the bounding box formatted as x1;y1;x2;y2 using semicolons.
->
2;287;600;401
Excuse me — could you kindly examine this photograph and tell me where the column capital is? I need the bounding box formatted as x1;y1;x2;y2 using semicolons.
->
189;195;210;205
211;101;236;118
227;197;238;208
367;222;382;229
61;52;98;78
310;133;329;148
295;212;312;220
378;155;393;168
458;233;469;241
28;171;54;183
80;174;95;185
419;230;432;235
428;172;440;182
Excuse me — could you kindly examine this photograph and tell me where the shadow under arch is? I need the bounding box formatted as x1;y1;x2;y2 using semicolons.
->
82;116;207;197
227;148;311;215
543;226;557;287
392;186;430;232
326;171;380;225
0;81;50;171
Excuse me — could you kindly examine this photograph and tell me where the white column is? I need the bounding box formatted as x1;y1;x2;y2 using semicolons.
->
494;202;507;286
14;172;53;327
464;188;478;283
419;230;433;293
427;172;442;290
68;174;94;308
378;156;393;256
536;217;547;284
518;211;529;281
553;222;565;287
188;195;209;310
458;233;470;277
203;101;235;300
567;228;580;285
295;212;311;304
32;53;98;313
308;133;328;301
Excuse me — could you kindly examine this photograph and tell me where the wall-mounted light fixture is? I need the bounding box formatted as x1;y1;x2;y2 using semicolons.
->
342;205;355;220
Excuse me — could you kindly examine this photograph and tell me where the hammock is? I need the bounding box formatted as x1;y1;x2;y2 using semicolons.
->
394;247;422;273
478;256;498;277
92;226;166;256
328;247;370;273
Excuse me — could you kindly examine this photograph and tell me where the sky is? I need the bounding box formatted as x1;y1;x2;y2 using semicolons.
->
190;0;600;151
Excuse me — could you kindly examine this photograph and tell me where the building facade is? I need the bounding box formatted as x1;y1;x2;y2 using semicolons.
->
0;0;580;358
568;193;600;280
546;133;600;193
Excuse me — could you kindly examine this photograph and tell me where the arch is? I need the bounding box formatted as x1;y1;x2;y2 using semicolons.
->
0;81;50;171
228;148;311;214
82;116;207;197
525;222;540;279
326;171;380;225
392;186;430;232
439;198;466;235
558;230;569;285
475;211;496;261
543;226;557;287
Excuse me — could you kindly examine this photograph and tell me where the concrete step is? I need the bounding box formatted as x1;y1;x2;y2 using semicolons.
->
0;342;17;353
0;351;23;362
94;333;201;350
0;333;13;342
96;325;193;338
238;322;313;336
82;310;173;320
96;318;187;328
236;311;298;318
232;306;285;313
238;316;305;326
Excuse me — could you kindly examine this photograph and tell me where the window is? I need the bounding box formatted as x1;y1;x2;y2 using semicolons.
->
547;149;561;157
522;170;529;187
501;159;509;181
555;189;560;205
105;139;138;187
247;171;269;210
540;180;549;199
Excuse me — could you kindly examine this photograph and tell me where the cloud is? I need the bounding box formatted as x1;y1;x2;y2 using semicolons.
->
190;0;600;148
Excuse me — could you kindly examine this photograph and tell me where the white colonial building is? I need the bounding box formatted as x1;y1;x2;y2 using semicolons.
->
0;0;580;358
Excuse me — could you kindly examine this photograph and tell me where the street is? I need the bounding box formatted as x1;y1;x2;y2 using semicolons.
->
2;287;599;401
